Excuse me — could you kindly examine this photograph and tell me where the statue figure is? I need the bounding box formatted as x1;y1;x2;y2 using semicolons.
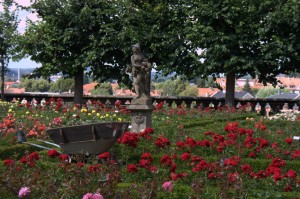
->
126;43;151;102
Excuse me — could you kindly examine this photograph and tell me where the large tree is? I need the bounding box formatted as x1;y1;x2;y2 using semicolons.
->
116;0;196;80
185;0;299;106
0;0;19;100
20;0;196;104
20;0;127;104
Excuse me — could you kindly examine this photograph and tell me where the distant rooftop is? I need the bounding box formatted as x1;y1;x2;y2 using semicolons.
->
266;92;300;100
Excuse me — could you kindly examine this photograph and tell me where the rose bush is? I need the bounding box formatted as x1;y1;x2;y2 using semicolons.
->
0;99;299;198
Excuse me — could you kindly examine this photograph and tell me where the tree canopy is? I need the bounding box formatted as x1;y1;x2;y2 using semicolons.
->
20;0;127;104
184;0;300;105
0;0;19;99
19;0;300;104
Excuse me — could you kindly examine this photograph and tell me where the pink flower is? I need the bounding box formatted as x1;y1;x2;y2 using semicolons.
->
83;193;93;199
162;181;173;192
93;193;104;199
18;187;30;198
83;192;104;199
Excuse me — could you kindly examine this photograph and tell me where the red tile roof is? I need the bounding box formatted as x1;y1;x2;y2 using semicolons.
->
198;88;219;97
83;83;98;95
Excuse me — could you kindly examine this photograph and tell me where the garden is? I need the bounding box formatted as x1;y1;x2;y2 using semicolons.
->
0;98;300;198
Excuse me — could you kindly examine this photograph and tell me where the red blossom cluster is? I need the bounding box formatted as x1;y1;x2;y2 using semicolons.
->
154;135;171;148
139;128;154;140
118;132;140;148
98;152;111;160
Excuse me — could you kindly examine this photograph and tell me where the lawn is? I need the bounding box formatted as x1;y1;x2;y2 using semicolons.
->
0;99;299;198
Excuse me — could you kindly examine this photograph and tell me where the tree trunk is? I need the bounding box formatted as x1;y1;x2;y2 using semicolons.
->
74;68;84;105
225;72;235;107
1;55;5;101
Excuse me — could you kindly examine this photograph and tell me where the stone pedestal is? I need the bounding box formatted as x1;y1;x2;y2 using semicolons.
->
127;99;155;133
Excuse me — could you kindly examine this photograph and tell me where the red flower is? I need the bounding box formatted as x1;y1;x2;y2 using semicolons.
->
176;141;186;148
160;154;172;166
273;173;282;182
285;137;293;145
258;138;269;148
127;164;138;173
98;152;110;160
139;159;151;169
196;140;212;148
28;161;35;167
284;170;297;179
171;172;188;181
180;152;191;161
241;164;252;174
271;157;286;167
170;163;177;173
156;102;164;110
148;166;157;174
228;172;239;183
192;160;209;172
266;154;273;159
292;150;300;159
48;149;60;157
224;122;239;132
3;159;14;167
20;156;27;164
154;135;170;148
248;152;256;158
271;142;278;149
284;184;292;192
224;156;240;167
208;172;218;179
118;132;140;148
185;137;197;147
141;153;153;162
77;162;85;167
59;154;70;162
139;128;154;140
28;152;39;161
87;164;102;172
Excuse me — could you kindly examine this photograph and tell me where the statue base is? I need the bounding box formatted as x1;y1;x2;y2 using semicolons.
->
127;98;155;133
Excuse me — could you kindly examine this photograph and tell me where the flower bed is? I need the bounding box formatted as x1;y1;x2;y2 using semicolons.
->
0;99;300;198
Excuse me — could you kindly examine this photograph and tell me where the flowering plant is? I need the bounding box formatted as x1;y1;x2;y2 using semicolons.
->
0;99;300;198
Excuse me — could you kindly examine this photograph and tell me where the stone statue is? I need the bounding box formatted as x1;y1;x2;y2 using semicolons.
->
126;43;151;104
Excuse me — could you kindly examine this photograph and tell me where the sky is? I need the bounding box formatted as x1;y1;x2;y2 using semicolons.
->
0;0;40;68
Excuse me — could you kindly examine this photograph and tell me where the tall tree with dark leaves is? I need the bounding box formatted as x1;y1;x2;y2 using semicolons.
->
117;0;196;81
0;0;19;100
187;0;299;106
20;0;127;104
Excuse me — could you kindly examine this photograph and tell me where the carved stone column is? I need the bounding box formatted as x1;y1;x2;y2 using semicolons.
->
127;100;155;133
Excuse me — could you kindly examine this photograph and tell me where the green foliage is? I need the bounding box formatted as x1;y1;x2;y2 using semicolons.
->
49;78;74;92
178;86;198;97
157;78;198;97
19;78;50;92
0;144;38;160
256;87;290;98
90;82;113;96
20;0;128;103
1;102;300;197
0;0;19;99
186;0;300;104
